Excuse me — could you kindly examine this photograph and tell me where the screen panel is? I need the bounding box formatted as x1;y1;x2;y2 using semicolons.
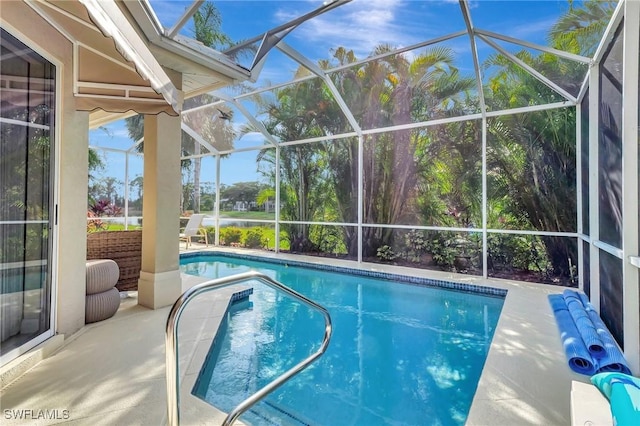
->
598;24;624;249
599;250;624;348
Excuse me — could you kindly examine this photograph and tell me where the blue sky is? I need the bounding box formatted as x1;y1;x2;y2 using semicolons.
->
90;0;579;194
149;0;569;57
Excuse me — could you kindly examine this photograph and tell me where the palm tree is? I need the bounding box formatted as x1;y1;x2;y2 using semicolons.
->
549;0;616;57
185;2;232;213
130;175;143;200
479;0;616;280
192;2;232;49
255;73;338;251
329;45;476;256
482;17;597;277
124;2;235;213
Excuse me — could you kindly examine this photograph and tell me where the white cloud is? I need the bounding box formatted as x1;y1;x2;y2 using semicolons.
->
503;17;557;42
238;131;266;145
441;0;479;9
111;127;131;139
276;0;416;59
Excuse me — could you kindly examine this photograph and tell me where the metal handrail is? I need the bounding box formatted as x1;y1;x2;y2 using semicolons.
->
165;270;333;426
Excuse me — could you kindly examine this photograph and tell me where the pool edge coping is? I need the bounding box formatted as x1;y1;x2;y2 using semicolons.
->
180;250;508;298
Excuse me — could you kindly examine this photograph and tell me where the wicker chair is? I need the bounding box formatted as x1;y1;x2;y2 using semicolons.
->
87;230;142;291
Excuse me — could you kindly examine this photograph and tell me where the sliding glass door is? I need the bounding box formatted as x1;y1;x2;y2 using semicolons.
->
0;28;56;364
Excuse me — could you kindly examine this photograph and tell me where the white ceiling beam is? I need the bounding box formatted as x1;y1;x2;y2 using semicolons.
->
577;69;591;103
478;34;577;103
485;100;574;117
224;0;353;72
327;30;468;74
183;99;227;114
166;0;204;39
210;91;279;147
217;144;275;156
232;101;280;147
592;0;626;64
277;131;359;147
235;74;317;100
127;137;144;153
475;29;592;64
181;122;220;154
277;42;363;137
459;0;487;115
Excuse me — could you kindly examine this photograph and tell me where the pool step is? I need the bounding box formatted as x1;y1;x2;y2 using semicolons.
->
247;400;314;426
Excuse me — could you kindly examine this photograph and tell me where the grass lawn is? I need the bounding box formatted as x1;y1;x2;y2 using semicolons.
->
215;210;275;220
94;218;289;250
99;223;128;231
218;226;289;251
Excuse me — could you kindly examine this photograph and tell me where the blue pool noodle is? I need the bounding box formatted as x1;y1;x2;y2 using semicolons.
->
578;293;593;311
562;290;632;375
573;291;631;374
548;296;597;375
586;309;632;375
562;289;583;304
562;292;606;359
549;294;568;312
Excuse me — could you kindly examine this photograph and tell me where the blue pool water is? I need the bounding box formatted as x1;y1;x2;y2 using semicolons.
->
181;254;504;426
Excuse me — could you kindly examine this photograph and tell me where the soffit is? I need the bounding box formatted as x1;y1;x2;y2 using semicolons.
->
28;0;179;126
120;0;251;98
28;0;251;127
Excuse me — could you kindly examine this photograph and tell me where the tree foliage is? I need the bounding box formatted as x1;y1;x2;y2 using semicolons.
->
247;0;611;282
123;1;234;213
549;0;616;57
192;2;232;50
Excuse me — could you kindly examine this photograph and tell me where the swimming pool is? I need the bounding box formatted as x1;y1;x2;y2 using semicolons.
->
181;254;505;425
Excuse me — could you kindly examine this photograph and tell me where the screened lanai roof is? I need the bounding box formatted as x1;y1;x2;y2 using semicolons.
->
96;0;612;155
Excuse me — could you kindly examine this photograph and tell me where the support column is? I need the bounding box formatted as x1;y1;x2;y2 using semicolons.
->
621;0;640;374
58;110;90;335
138;112;182;309
588;65;600;311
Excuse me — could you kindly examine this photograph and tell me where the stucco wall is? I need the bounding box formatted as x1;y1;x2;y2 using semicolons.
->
1;3;89;338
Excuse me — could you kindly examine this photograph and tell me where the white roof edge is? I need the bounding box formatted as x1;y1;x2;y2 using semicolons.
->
160;34;251;81
79;0;182;112
125;0;251;83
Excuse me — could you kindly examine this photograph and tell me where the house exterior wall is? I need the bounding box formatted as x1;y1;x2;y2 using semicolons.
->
1;3;89;338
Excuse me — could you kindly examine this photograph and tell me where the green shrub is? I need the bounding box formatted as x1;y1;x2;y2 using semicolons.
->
220;227;242;246
487;234;550;273
424;232;456;268
244;228;264;248
376;245;399;261
204;226;216;243
310;225;347;255
403;229;429;262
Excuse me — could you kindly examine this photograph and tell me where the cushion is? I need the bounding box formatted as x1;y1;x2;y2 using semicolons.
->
591;372;640;426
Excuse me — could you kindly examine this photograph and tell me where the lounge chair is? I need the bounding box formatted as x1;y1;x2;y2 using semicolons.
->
180;214;209;249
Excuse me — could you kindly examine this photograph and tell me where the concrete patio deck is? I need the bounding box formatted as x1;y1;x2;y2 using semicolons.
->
0;247;609;425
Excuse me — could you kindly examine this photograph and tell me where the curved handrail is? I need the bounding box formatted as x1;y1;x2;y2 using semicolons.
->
166;270;332;426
